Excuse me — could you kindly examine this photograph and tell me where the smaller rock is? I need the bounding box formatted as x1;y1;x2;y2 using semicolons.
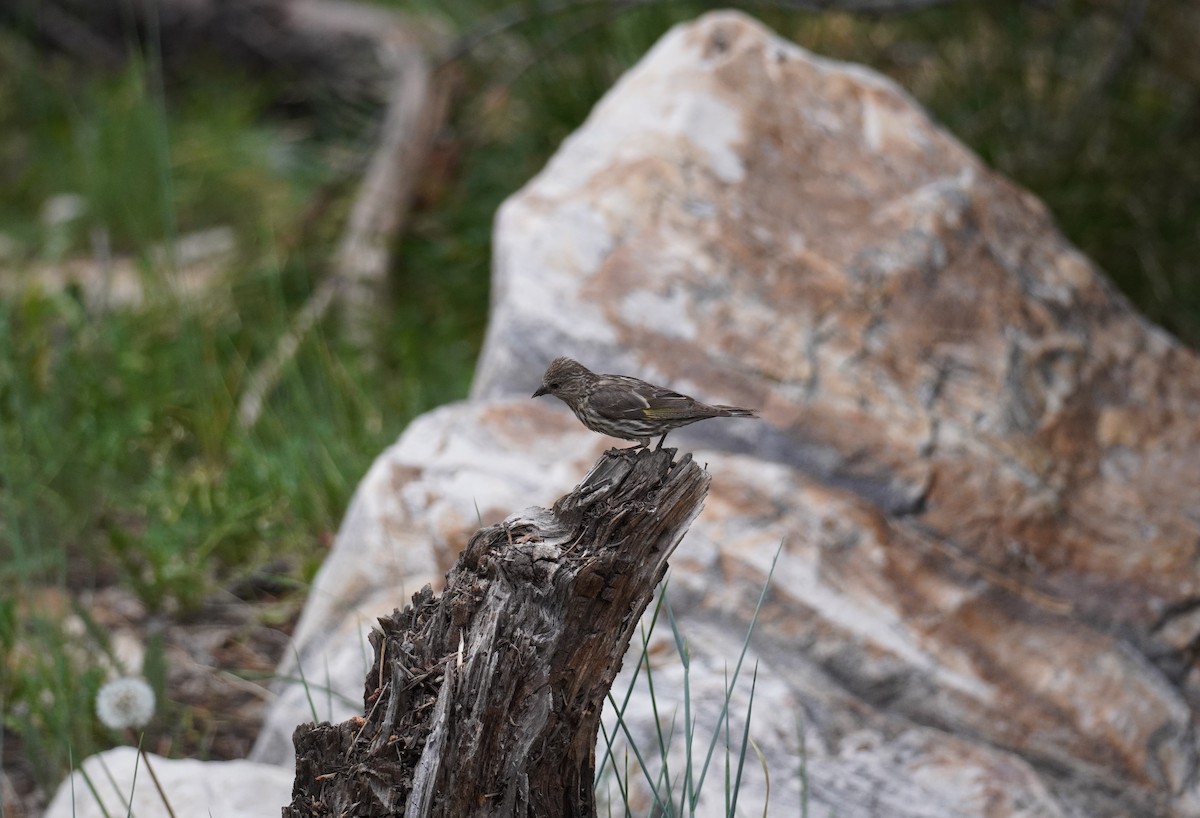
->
43;747;292;818
40;193;86;228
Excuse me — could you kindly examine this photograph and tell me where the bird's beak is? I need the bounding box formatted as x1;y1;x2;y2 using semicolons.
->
532;386;547;398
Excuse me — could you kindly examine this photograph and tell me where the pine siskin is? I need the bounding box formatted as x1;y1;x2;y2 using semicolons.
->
532;357;757;451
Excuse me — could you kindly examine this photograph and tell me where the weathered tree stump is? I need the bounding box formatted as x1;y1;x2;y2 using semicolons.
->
284;447;710;817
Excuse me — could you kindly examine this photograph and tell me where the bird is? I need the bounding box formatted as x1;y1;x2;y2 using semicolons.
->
532;357;757;451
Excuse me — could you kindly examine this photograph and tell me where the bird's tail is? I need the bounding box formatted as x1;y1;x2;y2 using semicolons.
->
714;405;758;418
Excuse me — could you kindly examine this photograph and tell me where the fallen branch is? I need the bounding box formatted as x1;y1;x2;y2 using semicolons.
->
236;23;455;428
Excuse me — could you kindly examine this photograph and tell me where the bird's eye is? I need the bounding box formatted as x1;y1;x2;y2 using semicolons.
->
548;381;560;389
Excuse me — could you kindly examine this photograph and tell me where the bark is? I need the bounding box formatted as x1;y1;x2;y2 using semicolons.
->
285;447;710;817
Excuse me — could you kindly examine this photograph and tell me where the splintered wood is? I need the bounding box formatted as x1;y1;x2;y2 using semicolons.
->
286;448;709;817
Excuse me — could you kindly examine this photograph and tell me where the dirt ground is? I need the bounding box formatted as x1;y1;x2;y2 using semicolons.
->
4;583;301;818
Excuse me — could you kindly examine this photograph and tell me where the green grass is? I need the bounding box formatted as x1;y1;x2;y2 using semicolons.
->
0;32;488;791
596;545;786;816
2;0;1199;803
0;61;365;599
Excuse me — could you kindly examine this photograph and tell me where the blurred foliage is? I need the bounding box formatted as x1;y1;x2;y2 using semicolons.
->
0;0;1196;799
0;21;480;792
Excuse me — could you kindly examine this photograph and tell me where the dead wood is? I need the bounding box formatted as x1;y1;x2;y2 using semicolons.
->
2;0;424;91
236;51;456;428
284;447;710;817
227;3;455;427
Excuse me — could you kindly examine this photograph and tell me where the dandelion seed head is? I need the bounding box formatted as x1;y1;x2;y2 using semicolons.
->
96;677;156;730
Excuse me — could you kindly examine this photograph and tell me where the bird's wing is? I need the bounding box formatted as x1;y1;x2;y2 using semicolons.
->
587;382;657;419
643;387;707;419
591;379;708;420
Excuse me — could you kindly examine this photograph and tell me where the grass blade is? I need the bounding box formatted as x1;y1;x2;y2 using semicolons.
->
728;662;760;817
693;539;785;796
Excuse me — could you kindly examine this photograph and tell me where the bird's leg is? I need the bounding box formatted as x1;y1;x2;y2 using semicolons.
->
654;433;669;451
607;439;648;457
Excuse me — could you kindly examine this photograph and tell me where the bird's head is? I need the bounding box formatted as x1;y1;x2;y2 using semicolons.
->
532;357;594;404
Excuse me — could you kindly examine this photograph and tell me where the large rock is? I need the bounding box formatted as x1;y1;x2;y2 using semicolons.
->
243;9;1200;818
